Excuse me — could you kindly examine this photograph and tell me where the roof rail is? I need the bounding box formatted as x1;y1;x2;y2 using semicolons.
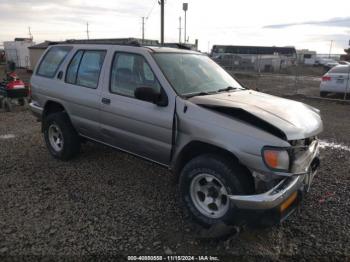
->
63;38;158;47
43;38;197;50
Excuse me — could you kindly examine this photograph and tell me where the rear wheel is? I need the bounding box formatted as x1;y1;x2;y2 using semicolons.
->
43;112;81;160
179;154;253;227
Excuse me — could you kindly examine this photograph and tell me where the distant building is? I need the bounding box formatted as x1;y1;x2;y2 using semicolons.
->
4;38;35;68
211;45;297;72
297;49;317;65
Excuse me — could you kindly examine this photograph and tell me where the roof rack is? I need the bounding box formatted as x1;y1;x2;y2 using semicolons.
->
33;38;199;51
63;38;159;47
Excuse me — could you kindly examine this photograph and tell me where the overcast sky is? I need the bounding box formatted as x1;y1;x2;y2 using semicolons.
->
0;0;349;54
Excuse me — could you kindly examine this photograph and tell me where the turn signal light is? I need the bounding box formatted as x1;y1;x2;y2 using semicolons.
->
262;148;290;171
280;192;298;213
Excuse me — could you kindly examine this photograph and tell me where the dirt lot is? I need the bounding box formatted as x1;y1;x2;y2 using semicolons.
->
234;73;322;97
0;95;349;260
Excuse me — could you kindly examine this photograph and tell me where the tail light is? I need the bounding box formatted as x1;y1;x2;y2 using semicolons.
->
322;76;331;81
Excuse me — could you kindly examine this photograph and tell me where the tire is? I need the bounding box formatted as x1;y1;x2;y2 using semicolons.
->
2;98;12;112
320;91;328;97
43;112;81;160
18;98;26;106
179;154;253;227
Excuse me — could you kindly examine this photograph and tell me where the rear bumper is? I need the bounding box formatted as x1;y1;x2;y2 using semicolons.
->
29;102;43;120
320;84;350;93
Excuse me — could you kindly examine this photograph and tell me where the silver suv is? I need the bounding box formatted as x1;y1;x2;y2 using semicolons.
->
30;43;323;227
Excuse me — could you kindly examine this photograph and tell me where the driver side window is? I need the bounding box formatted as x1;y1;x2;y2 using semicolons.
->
110;53;161;98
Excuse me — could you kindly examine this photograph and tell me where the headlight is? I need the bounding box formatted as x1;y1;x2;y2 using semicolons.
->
262;147;290;172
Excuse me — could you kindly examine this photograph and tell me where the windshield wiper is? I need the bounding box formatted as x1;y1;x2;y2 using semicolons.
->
217;86;239;93
184;91;215;98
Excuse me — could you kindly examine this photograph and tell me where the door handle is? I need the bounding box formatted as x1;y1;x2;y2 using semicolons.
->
101;98;111;104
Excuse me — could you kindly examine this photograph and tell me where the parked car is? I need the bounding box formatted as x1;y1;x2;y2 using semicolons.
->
320;65;350;97
30;43;323;228
314;58;339;70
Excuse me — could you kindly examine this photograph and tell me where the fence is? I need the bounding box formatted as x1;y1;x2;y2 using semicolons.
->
212;53;349;100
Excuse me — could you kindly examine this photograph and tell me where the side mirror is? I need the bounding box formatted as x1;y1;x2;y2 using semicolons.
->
134;87;168;106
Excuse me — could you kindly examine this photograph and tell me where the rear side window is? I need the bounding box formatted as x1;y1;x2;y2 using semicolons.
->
66;50;83;84
65;50;106;89
329;66;350;74
37;46;72;78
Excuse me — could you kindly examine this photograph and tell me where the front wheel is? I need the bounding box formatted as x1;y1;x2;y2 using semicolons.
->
43;112;81;160
179;154;253;227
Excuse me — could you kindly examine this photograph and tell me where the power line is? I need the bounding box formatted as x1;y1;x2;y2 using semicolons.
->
146;0;157;20
140;1;157;42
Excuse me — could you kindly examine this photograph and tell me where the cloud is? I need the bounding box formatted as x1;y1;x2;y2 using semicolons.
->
264;17;350;29
0;0;149;24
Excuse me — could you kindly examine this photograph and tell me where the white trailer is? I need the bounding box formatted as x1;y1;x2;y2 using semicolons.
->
4;39;35;69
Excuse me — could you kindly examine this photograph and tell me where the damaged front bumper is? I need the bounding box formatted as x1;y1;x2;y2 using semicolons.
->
229;141;320;226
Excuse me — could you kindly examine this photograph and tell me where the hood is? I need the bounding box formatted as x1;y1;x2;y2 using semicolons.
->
189;90;323;140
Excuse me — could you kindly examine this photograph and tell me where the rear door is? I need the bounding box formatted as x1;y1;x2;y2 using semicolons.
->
54;47;108;139
99;49;175;165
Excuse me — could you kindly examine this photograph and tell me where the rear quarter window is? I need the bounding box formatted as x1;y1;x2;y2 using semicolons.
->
36;46;72;78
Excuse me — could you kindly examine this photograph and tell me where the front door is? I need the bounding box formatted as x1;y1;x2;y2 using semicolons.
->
99;51;174;165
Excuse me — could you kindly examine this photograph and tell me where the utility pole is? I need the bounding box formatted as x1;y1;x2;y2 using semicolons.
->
328;40;333;58
183;3;188;43
86;22;90;40
142;17;145;43
28;26;33;40
178;16;182;43
159;0;165;45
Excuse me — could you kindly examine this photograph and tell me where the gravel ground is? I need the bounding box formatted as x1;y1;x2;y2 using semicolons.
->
0;96;349;261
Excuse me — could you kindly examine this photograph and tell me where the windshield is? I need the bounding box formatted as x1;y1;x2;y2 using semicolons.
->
153;53;244;96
